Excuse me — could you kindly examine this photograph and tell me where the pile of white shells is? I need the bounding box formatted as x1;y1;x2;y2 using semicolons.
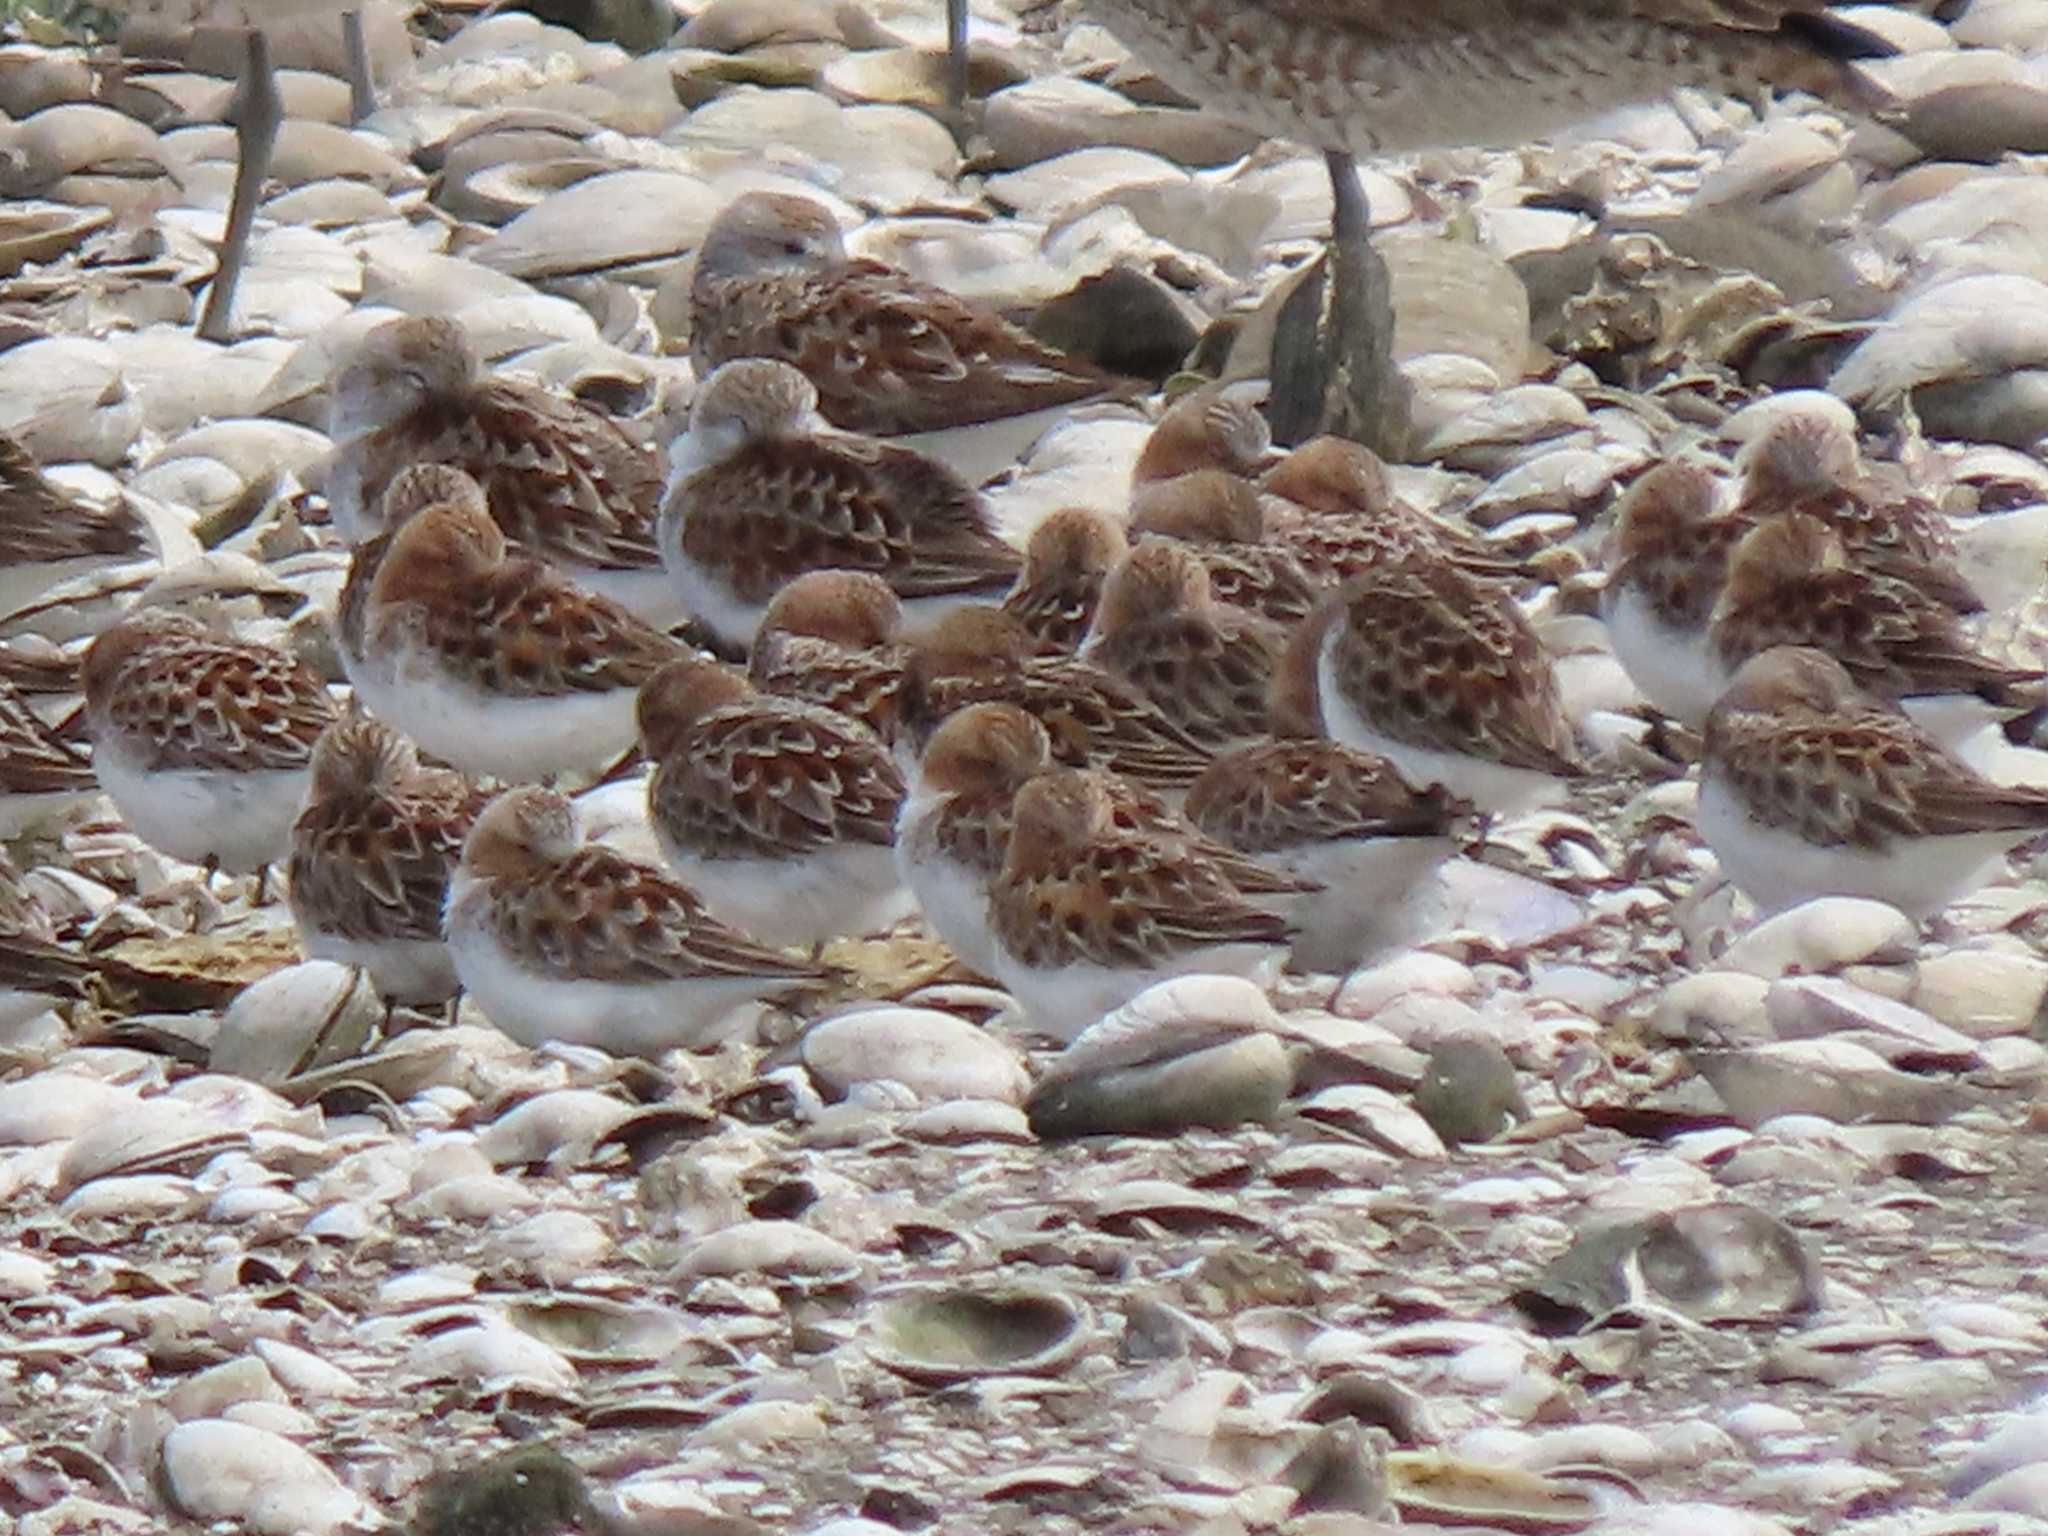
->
4;0;2048;1533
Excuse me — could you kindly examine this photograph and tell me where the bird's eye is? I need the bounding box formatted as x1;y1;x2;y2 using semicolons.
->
783;239;807;257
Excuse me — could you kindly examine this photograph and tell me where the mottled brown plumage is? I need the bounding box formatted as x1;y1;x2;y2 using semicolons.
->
83;609;333;775
0;429;149;566
1002;508;1130;656
448;788;832;1053
639;659;903;862
690;191;1116;436
1710;513;2040;706
362;498;680;702
326;315;663;583
898;605;1215;789
288;713;489;1005
1086;0;1910;160
1128;472;1325;627
0;678;93;799
1705;647;2048;852
661;359;1023;648
1082;539;1285;751
992;767;1295;973
748;571;911;742
1731;412;1980;612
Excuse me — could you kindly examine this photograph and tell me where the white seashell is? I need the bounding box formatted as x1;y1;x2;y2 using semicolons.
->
472;168;716;279
675;1220;861;1282
252;1338;365;1402
1298;1084;1447;1159
1764;976;1982;1066
476;1089;635;1165
1911;947;2048;1040
213;962;381;1087
1719;898;1918;980
0;1073;135;1146
689;1399;829;1447
867;1284;1093;1383
157;1419;369;1536
800;1004;1029;1105
0;335;141;466
166;1356;286;1423
1651;971;1770;1045
406;1319;578;1390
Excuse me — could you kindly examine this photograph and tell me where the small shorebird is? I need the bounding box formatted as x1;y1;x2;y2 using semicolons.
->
1698;646;2048;917
289;712;489;1012
950;0;1918;450
82;607;338;889
446;786;835;1055
660;359;1023;650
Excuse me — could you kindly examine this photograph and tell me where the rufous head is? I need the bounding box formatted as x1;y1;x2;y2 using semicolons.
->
1723;511;1847;603
637;656;756;759
909;604;1032;670
1710;644;1869;721
756;570;903;649
693;190;848;287
308;709;419;802
1020;508;1129;585
328;315;481;439
380;463;490;530
688;358;821;447
1093;540;1214;639
1263;436;1393;516
369;497;508;609
1132;385;1273;486
460;786;581;881
1003;767;1114;874
1739;410;1859;502
1606;459;1722;567
1128;469;1266;544
918;702;1051;797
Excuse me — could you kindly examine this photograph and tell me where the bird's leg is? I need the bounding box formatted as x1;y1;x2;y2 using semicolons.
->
253;864;271;905
944;0;973;146
340;10;378;125
1270;150;1413;461
197;28;284;344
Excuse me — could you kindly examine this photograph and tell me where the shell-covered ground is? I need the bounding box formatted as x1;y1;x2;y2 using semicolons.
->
3;2;2048;1534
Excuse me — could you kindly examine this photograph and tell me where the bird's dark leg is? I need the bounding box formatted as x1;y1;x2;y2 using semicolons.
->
341;10;378;125
197;28;284;344
944;0;972;143
1271;150;1413;461
253;864;271;905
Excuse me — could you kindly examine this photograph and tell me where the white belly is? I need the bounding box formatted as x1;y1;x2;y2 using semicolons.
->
1694;772;2021;919
654;832;912;951
1317;642;1565;816
895;796;1001;977
1601;585;1723;727
1268;835;1460;974
991;945;1281;1044
297;929;459;1009
658;503;762;651
446;900;777;1055
365;648;641;783
94;735;308;873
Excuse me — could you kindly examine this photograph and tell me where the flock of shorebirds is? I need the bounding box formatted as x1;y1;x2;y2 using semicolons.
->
7;0;2046;1060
